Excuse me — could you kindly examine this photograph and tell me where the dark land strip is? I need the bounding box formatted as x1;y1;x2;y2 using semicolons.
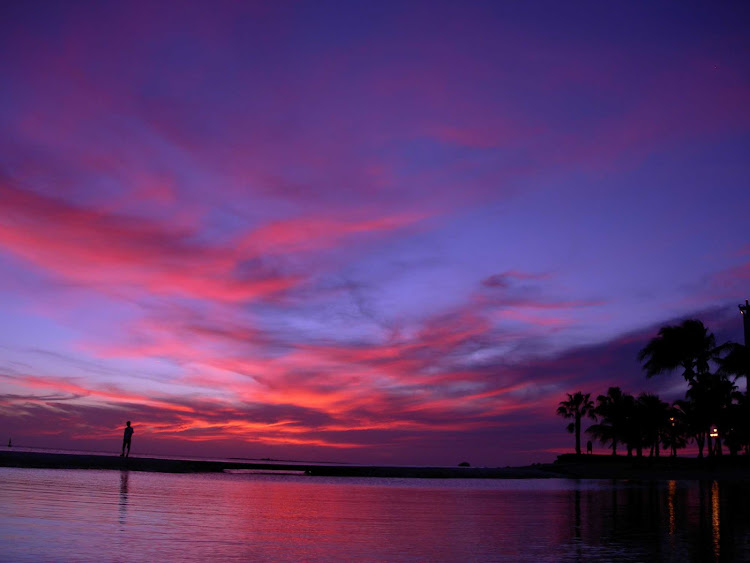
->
0;451;554;478
1;451;749;479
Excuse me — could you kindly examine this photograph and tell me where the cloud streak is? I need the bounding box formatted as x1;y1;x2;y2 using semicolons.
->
0;1;748;465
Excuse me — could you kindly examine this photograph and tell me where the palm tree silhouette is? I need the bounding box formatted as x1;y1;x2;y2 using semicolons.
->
663;404;688;457
673;398;709;457
554;315;748;459
638;319;717;384
557;392;596;455
587;387;633;455
637;393;670;457
686;371;736;456
718;342;750;393
638;319;731;455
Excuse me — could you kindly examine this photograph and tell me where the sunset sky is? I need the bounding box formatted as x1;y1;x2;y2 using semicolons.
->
1;1;748;466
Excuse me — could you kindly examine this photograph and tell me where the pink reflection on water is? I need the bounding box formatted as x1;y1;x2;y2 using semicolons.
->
1;470;749;562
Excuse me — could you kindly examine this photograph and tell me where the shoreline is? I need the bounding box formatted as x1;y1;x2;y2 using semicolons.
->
1;450;749;480
0;451;554;478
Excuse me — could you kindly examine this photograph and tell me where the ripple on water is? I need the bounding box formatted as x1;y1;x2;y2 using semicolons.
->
1;468;749;562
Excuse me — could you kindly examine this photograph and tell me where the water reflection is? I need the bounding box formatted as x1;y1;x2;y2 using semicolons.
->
119;470;129;527
711;481;720;560
667;480;675;536
571;486;582;560
558;479;750;562
667;480;676;544
1;469;750;562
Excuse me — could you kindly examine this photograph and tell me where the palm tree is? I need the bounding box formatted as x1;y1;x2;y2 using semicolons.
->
636;393;670;457
686;372;736;456
587;387;633;455
718;341;750;393
638;319;733;457
662;404;688;457
717;341;749;453
638;319;717;384
586;421;614;454
557;392;596;455
722;391;747;455
674;398;709;458
624;397;645;457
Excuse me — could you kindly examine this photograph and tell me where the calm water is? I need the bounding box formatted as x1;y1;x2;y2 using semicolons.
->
2;469;750;562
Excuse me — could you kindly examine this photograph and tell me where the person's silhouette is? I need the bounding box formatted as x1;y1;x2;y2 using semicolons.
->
121;421;134;457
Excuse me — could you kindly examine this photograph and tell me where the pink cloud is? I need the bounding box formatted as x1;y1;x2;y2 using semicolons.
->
238;213;427;256
1;2;747;466
0;182;424;304
0;317;694;464
1;372;194;416
498;309;570;327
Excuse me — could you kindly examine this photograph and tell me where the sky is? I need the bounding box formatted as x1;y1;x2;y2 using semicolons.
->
0;1;748;466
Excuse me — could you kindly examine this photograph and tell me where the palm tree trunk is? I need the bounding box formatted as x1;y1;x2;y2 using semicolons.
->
575;413;581;455
696;432;705;458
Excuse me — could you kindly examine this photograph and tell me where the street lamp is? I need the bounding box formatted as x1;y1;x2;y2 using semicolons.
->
741;299;750;397
742;300;750;454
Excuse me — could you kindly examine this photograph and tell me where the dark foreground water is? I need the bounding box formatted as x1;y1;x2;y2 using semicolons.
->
2;469;750;562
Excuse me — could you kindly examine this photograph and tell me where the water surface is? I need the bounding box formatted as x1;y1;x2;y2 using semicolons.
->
2;468;749;561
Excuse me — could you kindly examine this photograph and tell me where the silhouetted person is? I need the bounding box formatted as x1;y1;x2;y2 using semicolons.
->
121;421;134;457
586;440;593;455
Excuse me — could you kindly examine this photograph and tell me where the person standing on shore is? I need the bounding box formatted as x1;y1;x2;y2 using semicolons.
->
121;421;134;457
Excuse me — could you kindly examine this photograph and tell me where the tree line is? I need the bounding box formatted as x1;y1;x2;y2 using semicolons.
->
557;319;750;458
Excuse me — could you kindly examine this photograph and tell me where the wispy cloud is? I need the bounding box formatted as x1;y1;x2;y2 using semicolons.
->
0;1;747;465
